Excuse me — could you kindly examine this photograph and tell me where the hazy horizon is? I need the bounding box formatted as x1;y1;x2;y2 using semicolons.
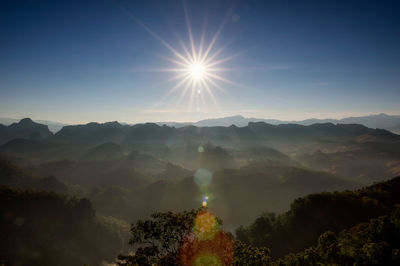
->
1;112;400;126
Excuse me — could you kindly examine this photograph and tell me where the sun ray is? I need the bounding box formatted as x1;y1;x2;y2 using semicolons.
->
128;14;192;65
198;15;207;62
201;28;222;63
203;45;226;65
160;55;190;68
166;72;190;83
206;43;267;67
123;2;242;117
205;53;241;68
200;9;232;63
203;75;226;93
150;67;188;73
200;78;219;107
177;78;193;104
154;75;191;107
169;75;191;93
183;2;197;62
190;80;198;110
205;67;232;72
177;37;195;63
205;72;235;85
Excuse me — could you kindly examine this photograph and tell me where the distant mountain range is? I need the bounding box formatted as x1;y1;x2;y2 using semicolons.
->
1;117;399;164
0;117;66;133
1;115;400;230
157;113;400;134
1;113;400;134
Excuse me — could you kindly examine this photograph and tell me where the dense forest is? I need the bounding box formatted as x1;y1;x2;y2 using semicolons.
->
0;186;128;265
1;157;400;265
1;119;400;265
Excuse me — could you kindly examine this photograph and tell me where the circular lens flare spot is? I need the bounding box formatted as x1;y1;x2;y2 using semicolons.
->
194;210;219;240
194;254;222;266
180;230;234;266
194;168;212;186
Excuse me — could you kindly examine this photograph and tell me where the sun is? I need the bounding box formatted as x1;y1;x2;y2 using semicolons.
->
162;38;233;104
189;63;206;80
127;8;238;113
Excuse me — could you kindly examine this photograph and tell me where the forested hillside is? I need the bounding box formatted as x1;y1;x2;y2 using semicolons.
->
237;176;400;258
0;186;128;266
1;153;400;265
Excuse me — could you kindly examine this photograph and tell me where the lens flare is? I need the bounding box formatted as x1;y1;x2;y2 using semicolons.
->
193;210;219;241
180;231;234;266
180;208;234;265
198;145;204;153
194;168;212;186
194;254;222;266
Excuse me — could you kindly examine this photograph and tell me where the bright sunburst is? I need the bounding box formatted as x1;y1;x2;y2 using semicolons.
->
157;25;237;116
127;6;237;115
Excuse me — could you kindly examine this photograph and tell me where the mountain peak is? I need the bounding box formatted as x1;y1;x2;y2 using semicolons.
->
19;118;34;124
228;115;245;119
0;118;53;145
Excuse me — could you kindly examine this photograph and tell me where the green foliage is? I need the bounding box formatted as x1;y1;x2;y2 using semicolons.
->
0;186;124;266
0;157;66;193
234;241;271;265
97;215;130;244
276;211;400;265
237;177;400;258
119;209;273;265
118;209;198;265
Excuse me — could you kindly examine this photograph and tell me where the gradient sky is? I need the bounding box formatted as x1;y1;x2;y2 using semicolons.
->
1;0;400;124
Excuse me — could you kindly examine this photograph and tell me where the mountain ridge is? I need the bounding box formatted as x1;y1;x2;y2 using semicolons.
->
157;113;400;133
0;118;53;145
2;113;400;134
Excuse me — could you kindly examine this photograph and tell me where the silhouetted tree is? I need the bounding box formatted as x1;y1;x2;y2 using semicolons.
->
118;208;272;265
118;209;198;265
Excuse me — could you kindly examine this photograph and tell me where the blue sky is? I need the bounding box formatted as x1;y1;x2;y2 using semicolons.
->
1;0;399;124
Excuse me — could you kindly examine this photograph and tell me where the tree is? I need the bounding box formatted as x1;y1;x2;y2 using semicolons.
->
276;211;400;266
233;241;271;265
118;208;273;265
118;209;197;265
0;186;124;266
